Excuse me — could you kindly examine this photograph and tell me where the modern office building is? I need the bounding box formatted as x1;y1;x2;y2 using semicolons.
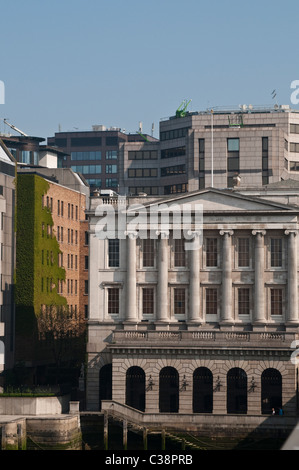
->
85;187;299;430
48;104;299;198
47;126;158;193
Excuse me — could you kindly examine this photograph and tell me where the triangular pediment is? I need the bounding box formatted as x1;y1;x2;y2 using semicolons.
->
135;188;297;214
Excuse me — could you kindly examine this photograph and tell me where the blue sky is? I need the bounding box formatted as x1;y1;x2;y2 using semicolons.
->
0;0;298;139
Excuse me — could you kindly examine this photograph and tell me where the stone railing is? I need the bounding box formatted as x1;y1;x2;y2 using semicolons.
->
112;329;291;347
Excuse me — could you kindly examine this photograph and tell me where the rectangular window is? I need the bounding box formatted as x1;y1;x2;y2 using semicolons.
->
270;238;282;267
238;288;250;315
206;238;218;267
85;255;89;270
174;288;185;315
106;164;118;174
84;280;88;295
290;123;299;134
199;138;205;189
238;238;250;267
143;239;155;267
206;288;218;315
174;238;185;267
108;288;119;314
108;239;120;267
142;288;154;314
227;138;240;184
271;288;283;315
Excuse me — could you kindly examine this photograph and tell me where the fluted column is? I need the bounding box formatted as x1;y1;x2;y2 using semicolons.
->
285;230;298;323
156;233;169;321
252;230;266;324
125;233;137;321
188;234;201;322
220;230;234;323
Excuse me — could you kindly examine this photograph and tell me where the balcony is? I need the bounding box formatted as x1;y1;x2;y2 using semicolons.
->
110;329;297;351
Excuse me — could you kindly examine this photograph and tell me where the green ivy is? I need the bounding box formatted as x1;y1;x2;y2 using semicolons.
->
15;174;67;331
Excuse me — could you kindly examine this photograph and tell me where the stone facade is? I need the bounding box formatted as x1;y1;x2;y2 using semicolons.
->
86;188;299;423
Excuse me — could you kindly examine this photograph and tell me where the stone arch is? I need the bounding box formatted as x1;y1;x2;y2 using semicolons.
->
227;367;248;414
159;366;179;413
261;368;282;415
126;366;146;412
193;367;213;413
99;363;112;410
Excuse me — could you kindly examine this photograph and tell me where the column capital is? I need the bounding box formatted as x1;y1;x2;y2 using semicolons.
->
125;231;139;239
156;230;169;239
219;230;234;237
285;230;297;236
252;230;266;236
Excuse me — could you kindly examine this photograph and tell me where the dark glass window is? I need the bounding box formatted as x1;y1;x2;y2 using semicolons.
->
142;288;154;314
238;238;250;267
270;238;282;267
108;288;119;314
143;239;155;267
271;288;283;315
206;238;218;267
174;288;185;314
238;288;250;315
174;238;186;267
108;239;120;267
206;288;218;315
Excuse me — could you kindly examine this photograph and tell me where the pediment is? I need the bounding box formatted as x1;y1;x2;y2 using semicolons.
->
137;189;297;214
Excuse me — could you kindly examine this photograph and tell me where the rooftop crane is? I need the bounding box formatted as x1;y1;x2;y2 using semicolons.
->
175;99;192;118
3;119;28;137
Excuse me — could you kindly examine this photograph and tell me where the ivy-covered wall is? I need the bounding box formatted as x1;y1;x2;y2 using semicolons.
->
15;174;67;362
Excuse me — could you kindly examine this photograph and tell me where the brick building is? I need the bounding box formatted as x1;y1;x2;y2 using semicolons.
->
15;168;89;383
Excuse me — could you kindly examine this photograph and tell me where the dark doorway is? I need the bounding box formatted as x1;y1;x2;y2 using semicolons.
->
159;367;179;413
193;367;213;413
227;368;247;414
126;366;145;412
99;363;112;410
261;368;282;414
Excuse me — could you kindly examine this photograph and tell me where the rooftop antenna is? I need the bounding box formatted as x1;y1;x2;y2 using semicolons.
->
151;122;155;137
271;89;278;107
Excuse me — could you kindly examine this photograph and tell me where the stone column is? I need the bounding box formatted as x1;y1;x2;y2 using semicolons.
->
285;230;298;324
220;230;234;323
188;234;201;322
156;233;169;322
125;233;137;322
252;230;266;324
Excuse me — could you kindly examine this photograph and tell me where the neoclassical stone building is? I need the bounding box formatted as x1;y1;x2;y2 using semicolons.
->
86;188;299;422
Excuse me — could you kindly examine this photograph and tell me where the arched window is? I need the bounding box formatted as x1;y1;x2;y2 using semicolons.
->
126;366;145;412
261;368;282;414
227;368;247;414
159;367;179;413
193;367;213;413
99;363;112;410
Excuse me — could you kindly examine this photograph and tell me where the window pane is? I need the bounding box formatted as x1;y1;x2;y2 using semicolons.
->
227;138;239;152
143;239;154;267
174;238;185;267
271;289;282;315
238;238;250;267
238;288;250;315
206;288;217;315
271;239;282;267
206;238;218;267
108;288;119;314
108;239;120;267
174;288;185;314
143;288;154;314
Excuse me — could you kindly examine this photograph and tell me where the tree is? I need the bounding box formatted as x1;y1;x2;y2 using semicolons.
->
37;305;85;384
